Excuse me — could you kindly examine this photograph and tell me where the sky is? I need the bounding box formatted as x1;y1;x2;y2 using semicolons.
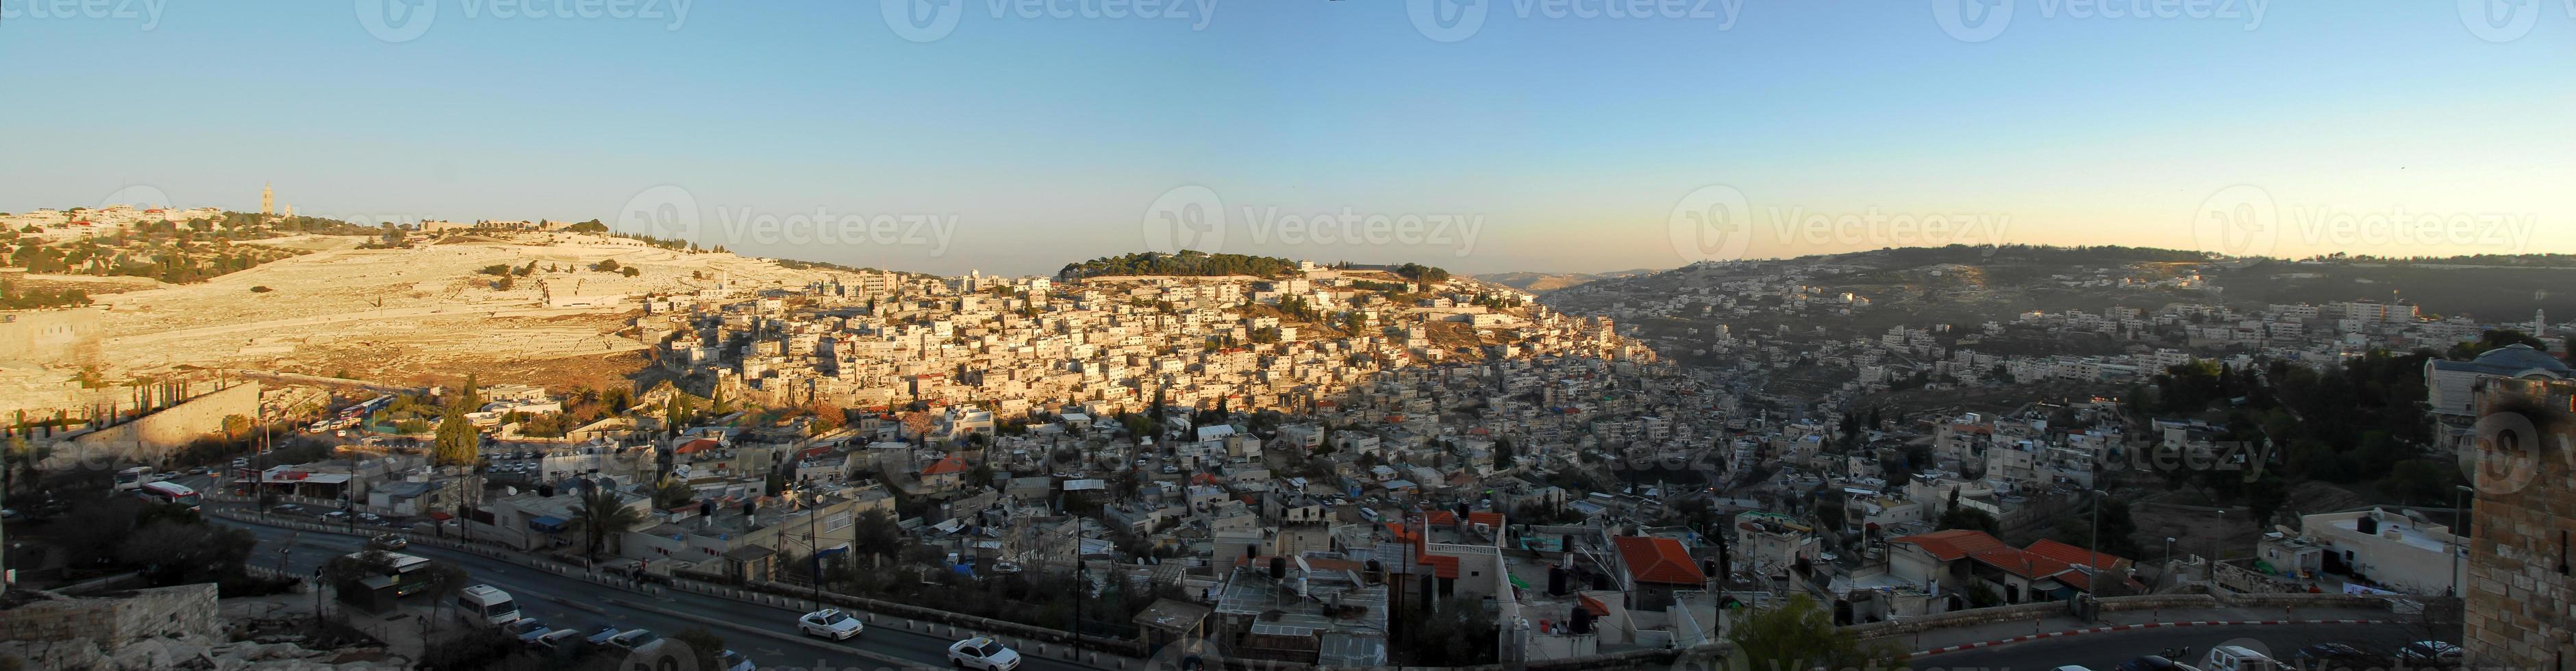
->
1;1;2569;276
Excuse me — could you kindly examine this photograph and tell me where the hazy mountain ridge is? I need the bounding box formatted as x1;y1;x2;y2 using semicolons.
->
1475;268;1660;292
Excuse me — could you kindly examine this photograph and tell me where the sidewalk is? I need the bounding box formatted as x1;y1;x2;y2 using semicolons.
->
1877;605;2397;655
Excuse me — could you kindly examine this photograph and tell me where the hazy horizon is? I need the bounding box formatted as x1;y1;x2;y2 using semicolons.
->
4;3;2568;276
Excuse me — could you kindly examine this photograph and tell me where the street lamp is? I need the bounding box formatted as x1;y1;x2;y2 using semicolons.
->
2161;537;2175;589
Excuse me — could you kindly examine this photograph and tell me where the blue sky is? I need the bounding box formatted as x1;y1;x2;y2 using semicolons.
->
1;1;2568;275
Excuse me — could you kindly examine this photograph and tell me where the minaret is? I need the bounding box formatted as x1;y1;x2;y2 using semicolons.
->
260;183;274;216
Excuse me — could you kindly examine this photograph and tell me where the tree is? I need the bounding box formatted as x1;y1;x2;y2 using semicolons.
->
568;488;645;561
221;414;252;441
650;475;697;509
1396;594;1499;665
432;405;478;467
1937;504;1999;534
849;509;902;565
1492;438;1516;470
1726;594;1910;668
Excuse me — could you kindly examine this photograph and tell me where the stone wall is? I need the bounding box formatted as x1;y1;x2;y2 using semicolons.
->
48;380;262;466
2461;379;2576;667
0;583;221;650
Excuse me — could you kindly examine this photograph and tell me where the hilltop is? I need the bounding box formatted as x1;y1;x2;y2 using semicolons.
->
1475;268;1659;293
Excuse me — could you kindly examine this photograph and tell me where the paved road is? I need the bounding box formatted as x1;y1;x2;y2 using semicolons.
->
1908;622;2444;670
217;517;1104;671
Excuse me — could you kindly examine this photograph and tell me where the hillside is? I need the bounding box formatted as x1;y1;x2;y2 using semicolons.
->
1475;268;1659;293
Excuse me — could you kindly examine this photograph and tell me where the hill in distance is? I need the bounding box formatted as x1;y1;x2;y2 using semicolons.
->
1475;268;1661;293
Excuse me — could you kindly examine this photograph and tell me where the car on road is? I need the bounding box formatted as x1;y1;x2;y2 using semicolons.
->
799;609;865;640
949;637;1022;671
531;629;585;657
2287;643;2388;670
2397;641;2463;666
583;625;625;647
2115;656;2184;671
605;629;661;654
719;649;756;671
368;534;408;550
501;618;552;644
2051;667;2094;671
2201;645;2277;671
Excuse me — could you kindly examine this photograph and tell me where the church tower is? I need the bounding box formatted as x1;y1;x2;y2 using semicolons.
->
261;183;274;216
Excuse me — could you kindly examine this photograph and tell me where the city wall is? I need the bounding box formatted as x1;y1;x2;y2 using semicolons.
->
47;380;262;466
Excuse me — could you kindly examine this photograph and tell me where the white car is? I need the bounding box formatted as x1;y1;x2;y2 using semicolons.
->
799;609;865;640
949;637;1023;671
719;650;755;671
605;629;660;653
501;618;552;644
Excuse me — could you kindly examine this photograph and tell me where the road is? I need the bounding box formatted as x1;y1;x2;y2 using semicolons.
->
216;516;1103;671
1908;622;2445;670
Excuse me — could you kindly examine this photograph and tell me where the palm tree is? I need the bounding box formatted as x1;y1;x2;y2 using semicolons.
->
568;489;645;562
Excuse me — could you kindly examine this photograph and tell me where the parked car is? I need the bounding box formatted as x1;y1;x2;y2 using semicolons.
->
719;649;756;671
531;629;585;657
799;609;865;640
2116;657;2185;671
2286;643;2388;670
501;618;552;644
2201;645;2277;671
368;534;408;550
948;637;1023;671
583;625;625;647
2397;641;2463;667
605;630;661;654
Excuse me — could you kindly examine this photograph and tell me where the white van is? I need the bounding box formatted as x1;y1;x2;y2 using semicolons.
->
454;584;521;626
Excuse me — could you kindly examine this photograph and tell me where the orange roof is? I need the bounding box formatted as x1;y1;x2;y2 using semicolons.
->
1467;511;1505;528
2023;538;2131;570
1610;536;1706;585
1888;529;2011;561
1385;523;1463;579
675;438;722;455
1577;594;1611;616
923;455;968;475
1969;548;2073;580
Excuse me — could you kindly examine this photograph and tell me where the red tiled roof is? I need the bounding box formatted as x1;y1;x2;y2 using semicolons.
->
923;455;968;475
2022;538;2131;570
1969;548;2073;580
1467;511;1505;528
1386;523;1462;579
1888;529;2011;561
675;438;722;455
1611;536;1706;585
1577;594;1611;616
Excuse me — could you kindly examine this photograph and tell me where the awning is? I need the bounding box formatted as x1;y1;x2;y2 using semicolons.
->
529;516;568;533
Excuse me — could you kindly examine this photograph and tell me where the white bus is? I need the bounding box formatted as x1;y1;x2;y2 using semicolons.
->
454;584;521;626
114;466;152;492
136;481;200;511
